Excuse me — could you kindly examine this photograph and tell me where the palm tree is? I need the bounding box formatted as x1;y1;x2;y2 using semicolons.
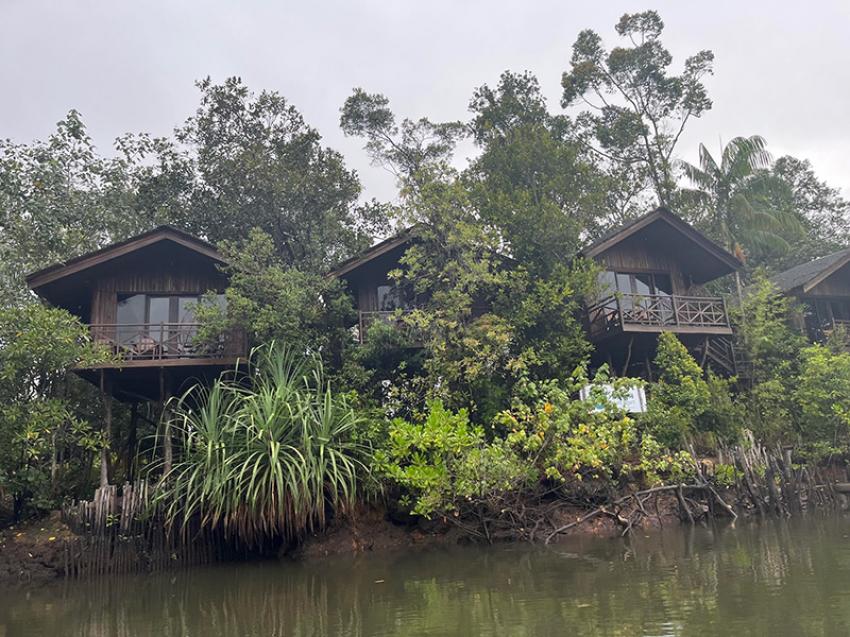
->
679;136;802;267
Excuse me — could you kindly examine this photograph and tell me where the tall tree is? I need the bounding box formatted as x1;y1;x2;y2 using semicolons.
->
768;156;850;264
466;71;611;271
0;112;156;306
340;88;466;188
561;10;714;207
176;78;384;271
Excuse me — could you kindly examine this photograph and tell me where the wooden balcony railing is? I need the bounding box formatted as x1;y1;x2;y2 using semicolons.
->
357;310;421;345
818;318;850;345
88;323;244;362
587;294;731;340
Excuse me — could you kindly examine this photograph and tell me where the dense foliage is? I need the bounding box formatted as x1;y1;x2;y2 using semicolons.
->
0;304;110;518
374;370;693;540
152;345;368;546
3;11;850;535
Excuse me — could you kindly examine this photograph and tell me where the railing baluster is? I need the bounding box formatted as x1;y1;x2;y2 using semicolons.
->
586;293;730;337
84;323;238;361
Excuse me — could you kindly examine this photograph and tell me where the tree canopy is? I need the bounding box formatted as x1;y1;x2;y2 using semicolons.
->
3;11;850;521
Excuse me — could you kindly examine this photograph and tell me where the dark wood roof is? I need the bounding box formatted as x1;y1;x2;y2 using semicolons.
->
26;225;224;291
327;226;417;279
770;248;850;295
581;207;742;283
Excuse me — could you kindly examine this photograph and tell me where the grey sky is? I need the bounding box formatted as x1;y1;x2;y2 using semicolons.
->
2;0;849;203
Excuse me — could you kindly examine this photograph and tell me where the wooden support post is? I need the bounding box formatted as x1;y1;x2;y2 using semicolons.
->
99;370;112;488
160;368;173;476
127;402;139;483
621;336;634;376
700;336;710;368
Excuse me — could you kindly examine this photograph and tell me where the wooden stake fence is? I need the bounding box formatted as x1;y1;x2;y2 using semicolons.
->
60;480;229;579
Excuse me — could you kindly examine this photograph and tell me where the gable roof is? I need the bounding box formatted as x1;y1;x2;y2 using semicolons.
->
328;226;417;279
26;225;224;291
771;248;850;295
581;207;742;283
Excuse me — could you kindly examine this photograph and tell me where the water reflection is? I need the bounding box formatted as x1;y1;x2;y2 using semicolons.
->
3;516;850;636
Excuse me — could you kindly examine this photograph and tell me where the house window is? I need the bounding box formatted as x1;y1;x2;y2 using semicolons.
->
599;271;673;297
814;299;850;327
376;284;410;312
116;294;224;345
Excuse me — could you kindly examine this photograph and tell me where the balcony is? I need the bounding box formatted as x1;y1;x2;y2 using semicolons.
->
587;294;732;341
357;311;422;346
86;323;245;366
813;318;850;345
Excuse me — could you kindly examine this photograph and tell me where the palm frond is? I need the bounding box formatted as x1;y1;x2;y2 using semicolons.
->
149;342;370;547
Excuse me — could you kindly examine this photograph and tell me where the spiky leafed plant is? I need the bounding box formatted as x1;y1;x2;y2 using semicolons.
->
150;343;370;546
679;136;803;260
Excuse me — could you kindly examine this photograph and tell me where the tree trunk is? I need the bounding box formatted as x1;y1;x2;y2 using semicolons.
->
735;270;744;306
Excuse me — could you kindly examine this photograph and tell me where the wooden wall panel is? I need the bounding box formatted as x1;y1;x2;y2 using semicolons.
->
595;243;695;294
806;265;850;297
89;263;226;326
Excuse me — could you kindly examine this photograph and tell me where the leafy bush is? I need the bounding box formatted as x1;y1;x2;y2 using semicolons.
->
375;368;693;533
499;370;692;487
0;303;109;519
696;373;745;443
642;333;710;446
732;270;804;383
373;401;534;518
792;344;850;454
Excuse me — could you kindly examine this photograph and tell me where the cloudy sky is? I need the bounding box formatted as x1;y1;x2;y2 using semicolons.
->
2;1;849;203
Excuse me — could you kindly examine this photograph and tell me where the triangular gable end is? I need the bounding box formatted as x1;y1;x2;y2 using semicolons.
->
582;208;741;284
802;252;850;294
26;226;224;292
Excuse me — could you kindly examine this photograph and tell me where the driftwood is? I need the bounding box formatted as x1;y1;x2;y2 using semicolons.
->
544;483;735;544
718;432;842;517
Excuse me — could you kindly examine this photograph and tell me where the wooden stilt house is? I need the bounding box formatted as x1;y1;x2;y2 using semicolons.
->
583;207;741;377
26;226;246;404
332;208;743;377
771;247;850;343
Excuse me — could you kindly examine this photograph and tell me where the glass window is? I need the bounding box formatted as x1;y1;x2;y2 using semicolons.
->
633;273;653;296
147;297;170;343
830;301;850;321
177;296;198;323
653;273;673;295
611;272;674;296
117;294;145;325
148;297;170;324
816;299;833;325
615;273;633;294
117;294;145;344
597;271;617;296
377;284;404;311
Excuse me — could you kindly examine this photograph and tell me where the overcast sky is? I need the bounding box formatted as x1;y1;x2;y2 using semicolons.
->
2;0;849;204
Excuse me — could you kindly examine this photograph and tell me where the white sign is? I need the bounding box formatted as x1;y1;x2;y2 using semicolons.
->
579;383;647;413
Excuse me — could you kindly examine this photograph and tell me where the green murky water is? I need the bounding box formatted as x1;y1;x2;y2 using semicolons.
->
3;516;850;636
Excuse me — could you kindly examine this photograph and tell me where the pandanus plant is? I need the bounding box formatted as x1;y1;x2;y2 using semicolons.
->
150;343;369;546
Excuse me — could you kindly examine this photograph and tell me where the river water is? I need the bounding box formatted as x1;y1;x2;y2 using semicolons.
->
3;516;850;636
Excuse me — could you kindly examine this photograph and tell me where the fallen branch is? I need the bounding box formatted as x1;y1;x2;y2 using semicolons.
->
544;484;735;544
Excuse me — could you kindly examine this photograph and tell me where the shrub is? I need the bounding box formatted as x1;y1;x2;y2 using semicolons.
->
642;333;710;447
375;367;693;535
373;400;534;518
792;344;850;455
499;369;692;488
151;344;370;546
